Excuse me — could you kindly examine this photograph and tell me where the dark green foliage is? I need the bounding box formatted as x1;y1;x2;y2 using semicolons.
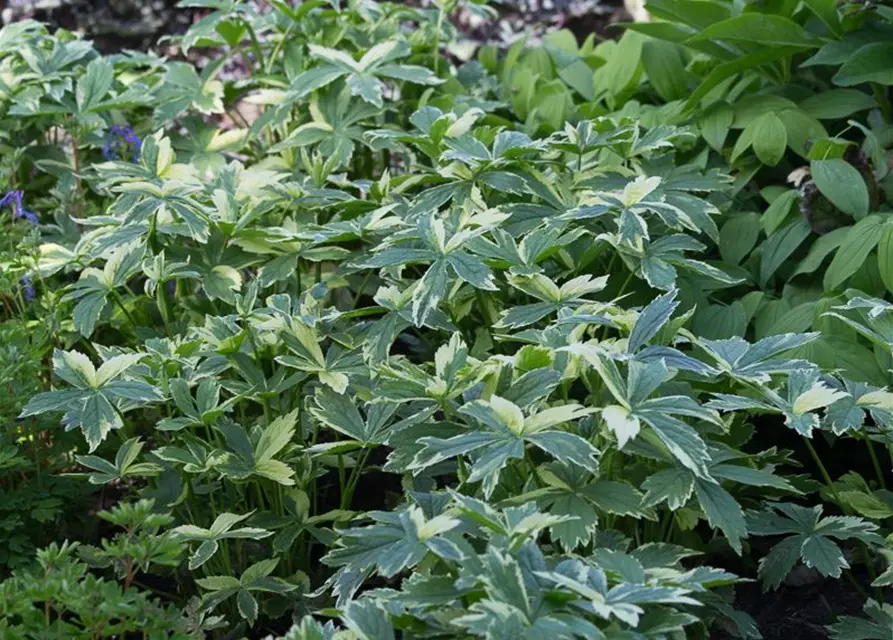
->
0;0;892;637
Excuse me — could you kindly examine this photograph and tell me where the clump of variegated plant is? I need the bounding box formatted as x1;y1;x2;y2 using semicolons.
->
2;1;893;638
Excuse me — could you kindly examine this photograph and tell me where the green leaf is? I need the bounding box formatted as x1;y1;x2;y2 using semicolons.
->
720;214;761;265
347;73;384;107
342;600;396;640
810;159;870;219
411;259;449;327
644;413;710;478
237;589;259;625
256;410;298;463
81;392;122;452
196;575;240;591
688;14;823;48
698;101;734;152
750;112;787;166
641;40;689;102
801;534;847;577
799;89;876;120
286;65;347;101
759;220;811;286
20;388;86;417
204;265;243;303
833;43;893;87
593;31;644;99
694;479;746;554
823;216;883;291
876;224;893;296
684;47;803;112
777;109;827;158
802;0;841;36
642;467;694;510
791;226;849;277
758;535;802;589
827;600;893;640
73;291;109;338
76;57;114;112
628;289;679;353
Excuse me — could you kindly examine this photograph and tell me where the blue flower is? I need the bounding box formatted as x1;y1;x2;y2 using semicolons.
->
103;124;143;163
1;190;38;225
20;276;35;302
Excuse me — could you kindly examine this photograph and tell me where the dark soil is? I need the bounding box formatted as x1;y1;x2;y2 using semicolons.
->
716;574;877;640
2;0;193;52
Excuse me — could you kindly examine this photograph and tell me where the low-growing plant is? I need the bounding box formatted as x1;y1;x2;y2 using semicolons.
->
1;0;892;637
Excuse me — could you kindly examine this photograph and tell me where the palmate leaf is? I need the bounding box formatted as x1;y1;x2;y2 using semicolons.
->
452;547;607;639
537;559;701;628
20;350;161;451
280;38;442;109
75;437;161;485
827;600;893;640
747;503;884;589
197;558;296;626
280;617;338;640
217;411;299;485
362;210;506;326
309;388;397;445
276;322;363;393
566;349;715;476
363;284;456;362
172;511;271;569
532;463;652;551
708;368;850;437
341;599;396;640
696;333;821;383
410;396;598;497
322;506;462;578
496;274;609;329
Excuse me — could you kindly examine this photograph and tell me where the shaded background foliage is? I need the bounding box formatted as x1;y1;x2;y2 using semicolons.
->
1;0;893;638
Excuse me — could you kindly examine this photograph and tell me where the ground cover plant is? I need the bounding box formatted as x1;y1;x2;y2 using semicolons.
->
1;0;892;638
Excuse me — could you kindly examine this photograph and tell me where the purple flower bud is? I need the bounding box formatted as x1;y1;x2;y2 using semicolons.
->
1;190;38;225
20;276;35;302
104;124;143;163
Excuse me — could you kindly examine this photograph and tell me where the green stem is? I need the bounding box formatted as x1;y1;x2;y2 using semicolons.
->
863;430;886;490
432;3;447;75
110;289;139;331
241;19;264;74
871;83;892;123
802;436;843;507
351;269;374;311
265;22;297;74
342;449;371;510
524;449;543;489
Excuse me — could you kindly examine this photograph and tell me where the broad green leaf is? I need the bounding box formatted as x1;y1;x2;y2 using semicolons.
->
877;224;893;296
688;14;823;48
802;0;841;37
799;89;876;120
810;159;870;220
833;43;893;86
698;101;734;152
641;40;689;102
823;216;883;291
720;213;760;264
750;113;786;166
759;220;811;286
